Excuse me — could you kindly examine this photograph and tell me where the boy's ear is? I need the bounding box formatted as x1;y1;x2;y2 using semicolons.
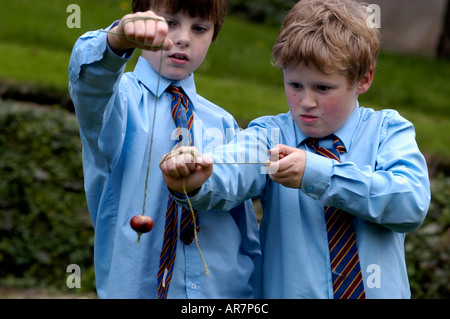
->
356;66;375;95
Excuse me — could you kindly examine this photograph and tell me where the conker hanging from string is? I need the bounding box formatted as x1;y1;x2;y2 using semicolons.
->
130;215;154;243
100;17;166;244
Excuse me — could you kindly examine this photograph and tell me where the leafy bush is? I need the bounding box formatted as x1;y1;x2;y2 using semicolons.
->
0;101;448;298
0;101;95;292
406;173;450;299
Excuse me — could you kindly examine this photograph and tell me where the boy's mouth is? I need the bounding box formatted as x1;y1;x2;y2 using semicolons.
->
300;114;319;124
169;53;189;65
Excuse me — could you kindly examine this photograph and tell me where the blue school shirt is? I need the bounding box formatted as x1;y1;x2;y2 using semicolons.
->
179;105;431;299
68;28;261;299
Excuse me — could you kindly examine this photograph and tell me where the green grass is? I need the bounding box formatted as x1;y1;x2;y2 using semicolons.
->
1;0;449;158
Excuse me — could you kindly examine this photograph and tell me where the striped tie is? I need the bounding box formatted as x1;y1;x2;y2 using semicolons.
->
157;85;199;299
305;135;366;299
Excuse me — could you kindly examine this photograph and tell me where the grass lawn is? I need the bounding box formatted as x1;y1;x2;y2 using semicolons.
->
1;0;449;159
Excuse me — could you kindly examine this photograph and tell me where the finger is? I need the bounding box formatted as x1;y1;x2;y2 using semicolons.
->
266;155;294;175
181;152;198;173
133;17;146;44
164;156;182;178
269;148;280;163
175;160;192;177
151;18;169;48
197;156;213;167
268;171;289;184
159;157;168;174
122;16;135;39
163;148;198;176
270;144;297;160
143;17;157;46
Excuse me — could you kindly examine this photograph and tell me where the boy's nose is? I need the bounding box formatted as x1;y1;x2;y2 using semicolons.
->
174;28;191;48
176;38;190;48
299;91;317;109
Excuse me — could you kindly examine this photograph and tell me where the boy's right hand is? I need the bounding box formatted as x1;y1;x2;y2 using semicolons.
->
160;147;213;195
107;10;173;55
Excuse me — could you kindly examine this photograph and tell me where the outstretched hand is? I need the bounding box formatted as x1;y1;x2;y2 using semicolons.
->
107;10;173;54
266;144;307;189
160;147;213;194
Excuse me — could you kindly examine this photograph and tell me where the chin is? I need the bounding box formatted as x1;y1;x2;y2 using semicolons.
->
162;71;191;82
300;127;330;139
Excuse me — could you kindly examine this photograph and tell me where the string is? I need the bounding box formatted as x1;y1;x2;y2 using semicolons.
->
183;178;209;275
159;148;267;166
102;17;211;274
142;49;163;217
102;16;267;276
100;17;164;217
101;16;167;50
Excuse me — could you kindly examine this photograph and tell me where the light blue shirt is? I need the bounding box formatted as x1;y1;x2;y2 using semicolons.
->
68;27;261;299
179;105;431;299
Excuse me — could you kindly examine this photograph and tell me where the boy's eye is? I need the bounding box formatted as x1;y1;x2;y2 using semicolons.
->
317;85;330;91
290;83;302;89
166;20;176;27
193;25;208;33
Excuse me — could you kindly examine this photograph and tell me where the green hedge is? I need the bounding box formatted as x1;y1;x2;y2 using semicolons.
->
0;101;95;292
0;101;448;298
406;173;450;298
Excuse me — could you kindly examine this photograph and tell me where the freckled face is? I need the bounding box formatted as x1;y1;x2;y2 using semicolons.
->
283;64;359;138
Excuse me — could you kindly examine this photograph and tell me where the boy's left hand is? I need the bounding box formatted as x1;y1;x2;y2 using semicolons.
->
160;147;213;194
267;144;306;189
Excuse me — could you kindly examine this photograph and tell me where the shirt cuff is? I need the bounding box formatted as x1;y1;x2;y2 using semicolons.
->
98;21;134;72
168;187;201;200
107;21;135;59
301;151;333;199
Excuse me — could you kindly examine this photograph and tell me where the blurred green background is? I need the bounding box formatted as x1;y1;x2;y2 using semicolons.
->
0;0;449;298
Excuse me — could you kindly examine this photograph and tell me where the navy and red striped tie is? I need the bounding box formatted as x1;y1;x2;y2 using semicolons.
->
305;135;366;299
158;85;199;299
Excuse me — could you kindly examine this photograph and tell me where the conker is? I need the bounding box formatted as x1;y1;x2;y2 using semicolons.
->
130;215;154;242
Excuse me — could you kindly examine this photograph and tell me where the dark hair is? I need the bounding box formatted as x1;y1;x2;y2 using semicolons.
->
132;0;227;41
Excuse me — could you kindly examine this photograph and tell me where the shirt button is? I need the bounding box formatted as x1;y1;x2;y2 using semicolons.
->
190;283;197;290
305;186;314;193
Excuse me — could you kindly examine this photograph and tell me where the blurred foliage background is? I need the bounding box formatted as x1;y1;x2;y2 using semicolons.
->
0;0;449;298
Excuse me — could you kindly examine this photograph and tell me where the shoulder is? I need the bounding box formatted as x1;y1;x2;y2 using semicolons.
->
358;106;415;141
196;95;235;119
360;107;411;124
248;112;293;129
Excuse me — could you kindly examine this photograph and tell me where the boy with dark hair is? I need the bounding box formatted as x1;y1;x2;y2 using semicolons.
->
69;0;260;299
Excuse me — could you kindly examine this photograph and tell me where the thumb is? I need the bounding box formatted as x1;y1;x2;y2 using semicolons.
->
196;156;213;179
269;144;298;161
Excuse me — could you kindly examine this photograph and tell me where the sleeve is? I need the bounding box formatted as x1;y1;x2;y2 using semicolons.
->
301;113;431;233
176;123;277;212
68;23;135;172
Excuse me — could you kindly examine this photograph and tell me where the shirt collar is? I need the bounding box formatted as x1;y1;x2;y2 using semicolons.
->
133;56;198;107
295;103;361;152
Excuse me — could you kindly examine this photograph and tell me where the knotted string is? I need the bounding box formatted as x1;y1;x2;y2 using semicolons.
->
102;17;210;287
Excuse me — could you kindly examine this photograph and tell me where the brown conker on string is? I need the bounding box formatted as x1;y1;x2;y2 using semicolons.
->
130;215;154;243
